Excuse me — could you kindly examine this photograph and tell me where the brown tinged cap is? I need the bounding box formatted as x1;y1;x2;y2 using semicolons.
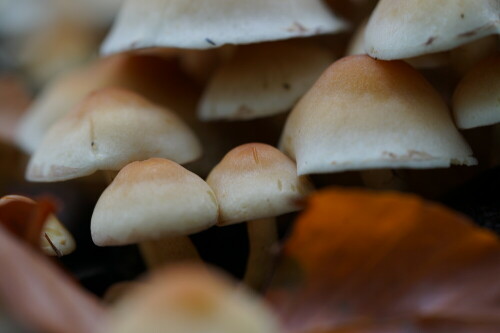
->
206;143;313;226
91;158;218;246
452;54;500;129
26;88;201;182
280;55;477;175
105;264;281;333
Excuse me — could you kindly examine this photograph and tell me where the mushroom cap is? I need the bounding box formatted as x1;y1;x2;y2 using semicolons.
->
107;264;281;333
364;0;499;60
0;195;76;256
279;55;477;175
199;40;334;121
206;143;313;226
26;88;201;182
453;55;500;129
101;0;347;54
91;158;218;246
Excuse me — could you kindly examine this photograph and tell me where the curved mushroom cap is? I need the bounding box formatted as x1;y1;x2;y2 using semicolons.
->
206;143;313;226
0;195;76;256
365;0;499;60
26;88;201;182
91;158;218;246
101;0;347;54
199;40;334;121
280;55;477;175
107;265;281;333
453;55;500;129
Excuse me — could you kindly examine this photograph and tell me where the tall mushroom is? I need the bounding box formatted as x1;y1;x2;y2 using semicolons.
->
207;143;313;289
91;158;218;268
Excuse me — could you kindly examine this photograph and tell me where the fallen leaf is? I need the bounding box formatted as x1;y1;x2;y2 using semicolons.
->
267;188;500;333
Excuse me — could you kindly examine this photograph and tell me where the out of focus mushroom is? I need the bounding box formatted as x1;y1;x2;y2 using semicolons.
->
105;264;281;333
199;40;333;121
0;195;75;256
101;0;347;54
453;55;500;129
26;88;201;182
91;158;218;268
364;0;499;60
280;55;476;186
207;143;313;289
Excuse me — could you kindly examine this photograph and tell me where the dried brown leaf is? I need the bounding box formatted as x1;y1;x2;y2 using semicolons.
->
267;189;500;333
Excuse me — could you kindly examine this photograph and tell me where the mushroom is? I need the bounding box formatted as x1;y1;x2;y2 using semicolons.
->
0;195;75;256
106;264;281;333
198;39;334;121
364;0;499;60
101;0;347;54
91;158;218;268
26;88;201;182
452;55;500;129
207;143;313;289
279;55;476;187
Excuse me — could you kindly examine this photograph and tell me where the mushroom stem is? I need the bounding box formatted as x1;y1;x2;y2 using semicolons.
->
139;236;200;269
243;217;278;291
361;169;406;190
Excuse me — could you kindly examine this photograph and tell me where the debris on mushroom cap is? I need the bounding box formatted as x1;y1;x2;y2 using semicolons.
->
347;20;449;69
453;55;500;129
199;40;334;121
107;264;281;333
15;54;187;154
101;0;347;54
0;195;75;256
207;143;313;226
26;88;202;182
91;158;218;246
364;0;499;60
279;55;477;176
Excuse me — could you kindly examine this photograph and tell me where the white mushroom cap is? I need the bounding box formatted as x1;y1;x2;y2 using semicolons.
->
101;0;347;54
206;143;313;226
107;264;281;333
26;88;201;182
91;158;218;246
364;0;499;60
280;55;477;175
453;55;500;129
0;195;76;256
198;40;334;121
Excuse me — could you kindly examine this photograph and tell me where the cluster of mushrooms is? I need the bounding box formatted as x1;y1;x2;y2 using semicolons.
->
0;0;499;332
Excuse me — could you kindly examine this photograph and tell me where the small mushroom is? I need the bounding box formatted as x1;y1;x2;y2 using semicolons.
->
91;158;218;268
101;0;347;54
207;143;313;289
364;0;499;60
106;264;281;333
199;40;334;121
26;88;201;182
0;195;75;256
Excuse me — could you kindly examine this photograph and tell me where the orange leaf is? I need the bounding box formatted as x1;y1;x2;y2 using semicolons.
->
267;189;500;333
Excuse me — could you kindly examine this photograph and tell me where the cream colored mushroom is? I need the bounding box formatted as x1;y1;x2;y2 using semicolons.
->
106;264;281;333
0;195;75;256
207;143;313;289
26;88;201;182
199;40;333;121
91;158;218;268
364;0;499;60
453;55;500;129
101;0;347;54
280;55;476;185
